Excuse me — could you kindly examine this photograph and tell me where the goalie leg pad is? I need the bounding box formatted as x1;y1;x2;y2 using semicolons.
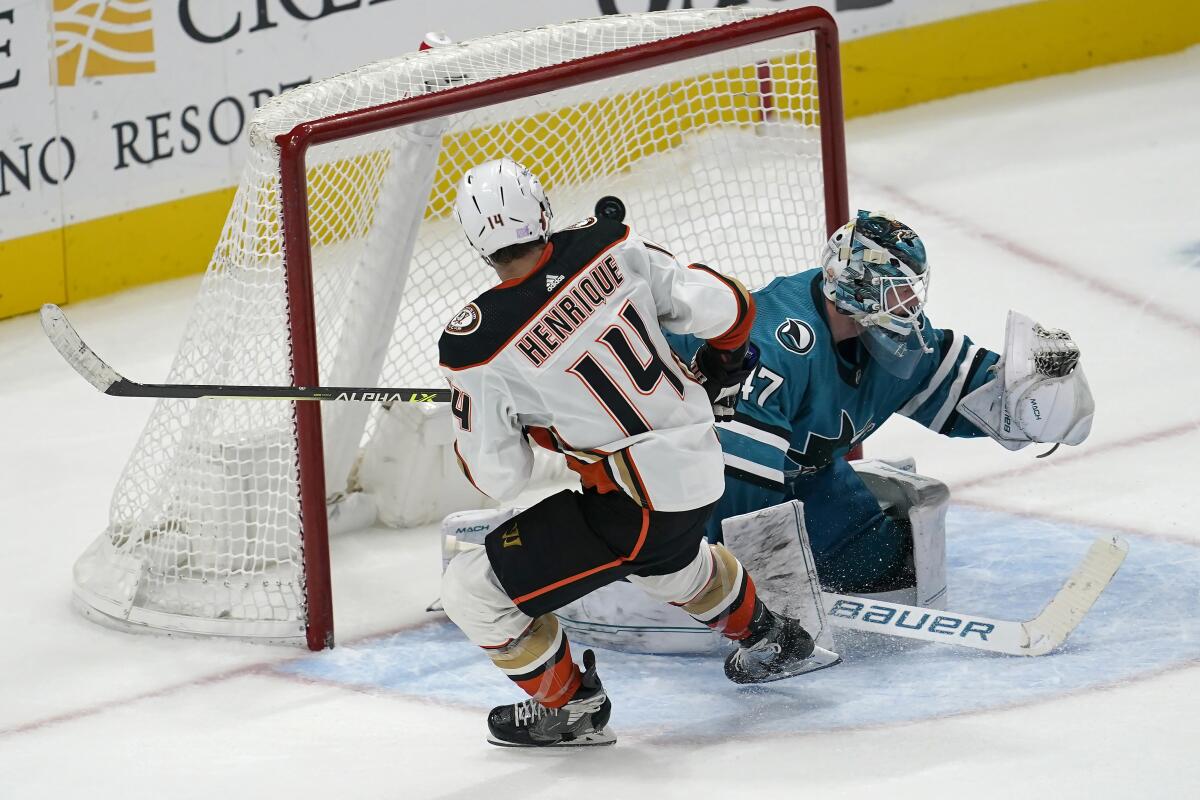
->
554;582;726;655
850;459;949;609
441;507;519;573
358;403;496;527
359;403;570;529
721;500;833;650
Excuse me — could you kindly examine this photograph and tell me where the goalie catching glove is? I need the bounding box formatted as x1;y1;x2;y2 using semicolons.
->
691;341;759;421
957;310;1094;451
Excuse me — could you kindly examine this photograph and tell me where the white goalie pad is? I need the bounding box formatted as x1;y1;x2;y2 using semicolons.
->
850;459;949;610
555;582;729;655
722;500;834;651
357;404;573;528
957;310;1094;451
439;507;517;571
357;403;496;528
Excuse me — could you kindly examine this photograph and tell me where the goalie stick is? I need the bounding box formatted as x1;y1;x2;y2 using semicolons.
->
431;534;1126;657
823;535;1128;656
40;304;449;404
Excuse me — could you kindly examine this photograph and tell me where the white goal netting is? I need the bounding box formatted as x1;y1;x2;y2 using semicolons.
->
72;8;840;646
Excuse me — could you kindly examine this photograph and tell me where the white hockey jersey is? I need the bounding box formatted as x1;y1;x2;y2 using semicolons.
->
438;217;754;512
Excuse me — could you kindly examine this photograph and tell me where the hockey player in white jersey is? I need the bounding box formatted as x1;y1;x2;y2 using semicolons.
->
438;158;839;748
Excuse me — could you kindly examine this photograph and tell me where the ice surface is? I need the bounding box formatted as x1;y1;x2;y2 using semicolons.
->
278;507;1200;736
2;46;1199;799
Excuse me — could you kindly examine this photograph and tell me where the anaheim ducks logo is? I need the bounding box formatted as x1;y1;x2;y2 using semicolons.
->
445;303;481;335
564;216;597;230
775;318;815;355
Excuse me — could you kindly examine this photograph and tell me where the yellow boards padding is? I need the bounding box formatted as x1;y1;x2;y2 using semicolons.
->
841;0;1200;118
3;0;1198;320
63;187;235;303
0;229;66;318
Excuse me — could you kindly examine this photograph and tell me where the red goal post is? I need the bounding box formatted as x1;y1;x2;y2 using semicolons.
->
281;9;847;649
74;7;848;651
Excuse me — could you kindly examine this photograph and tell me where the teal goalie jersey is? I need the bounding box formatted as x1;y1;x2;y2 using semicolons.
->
668;269;1001;502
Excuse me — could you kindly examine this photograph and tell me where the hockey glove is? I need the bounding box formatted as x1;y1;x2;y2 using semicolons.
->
956;310;1093;452
691;341;759;421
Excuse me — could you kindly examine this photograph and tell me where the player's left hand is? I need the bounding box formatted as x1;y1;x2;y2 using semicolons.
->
692;341;759;420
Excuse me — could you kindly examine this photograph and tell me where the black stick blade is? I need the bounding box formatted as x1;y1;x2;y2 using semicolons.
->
39;303;451;404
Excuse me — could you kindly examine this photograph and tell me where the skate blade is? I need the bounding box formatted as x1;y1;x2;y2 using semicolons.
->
766;645;842;682
732;645;843;685
487;728;617;748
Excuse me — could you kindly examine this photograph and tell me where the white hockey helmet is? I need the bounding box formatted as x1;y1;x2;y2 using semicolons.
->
453;158;553;263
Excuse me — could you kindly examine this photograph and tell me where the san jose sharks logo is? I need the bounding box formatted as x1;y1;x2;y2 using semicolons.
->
853;211;926;273
775;318;815;355
787;410;875;475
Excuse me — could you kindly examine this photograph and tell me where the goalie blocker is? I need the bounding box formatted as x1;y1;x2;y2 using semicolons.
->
433;458;949;654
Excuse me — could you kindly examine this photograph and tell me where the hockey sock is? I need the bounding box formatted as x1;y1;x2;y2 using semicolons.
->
482;614;582;708
679;544;762;641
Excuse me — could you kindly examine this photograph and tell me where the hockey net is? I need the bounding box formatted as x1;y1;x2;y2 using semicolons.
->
72;7;847;649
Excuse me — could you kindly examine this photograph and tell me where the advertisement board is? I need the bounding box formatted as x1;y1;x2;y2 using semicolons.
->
1;0;1193;318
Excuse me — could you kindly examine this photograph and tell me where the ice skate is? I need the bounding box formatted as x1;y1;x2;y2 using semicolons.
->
725;608;841;685
487;649;615;747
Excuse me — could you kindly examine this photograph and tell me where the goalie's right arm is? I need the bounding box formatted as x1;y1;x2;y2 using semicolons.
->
956;310;1095;451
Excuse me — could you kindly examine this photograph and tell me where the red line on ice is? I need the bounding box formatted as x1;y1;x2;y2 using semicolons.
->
0;618;441;740
859;176;1200;339
948;417;1200;492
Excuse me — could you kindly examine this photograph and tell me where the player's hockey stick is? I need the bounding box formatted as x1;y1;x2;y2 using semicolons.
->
39;304;449;403
40;199;630;404
823;535;1128;656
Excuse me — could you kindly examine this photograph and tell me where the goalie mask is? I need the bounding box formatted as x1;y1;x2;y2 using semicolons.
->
821;210;933;378
454;157;553;264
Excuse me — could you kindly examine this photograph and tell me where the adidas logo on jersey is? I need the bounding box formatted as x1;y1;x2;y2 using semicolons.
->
546;274;565;292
